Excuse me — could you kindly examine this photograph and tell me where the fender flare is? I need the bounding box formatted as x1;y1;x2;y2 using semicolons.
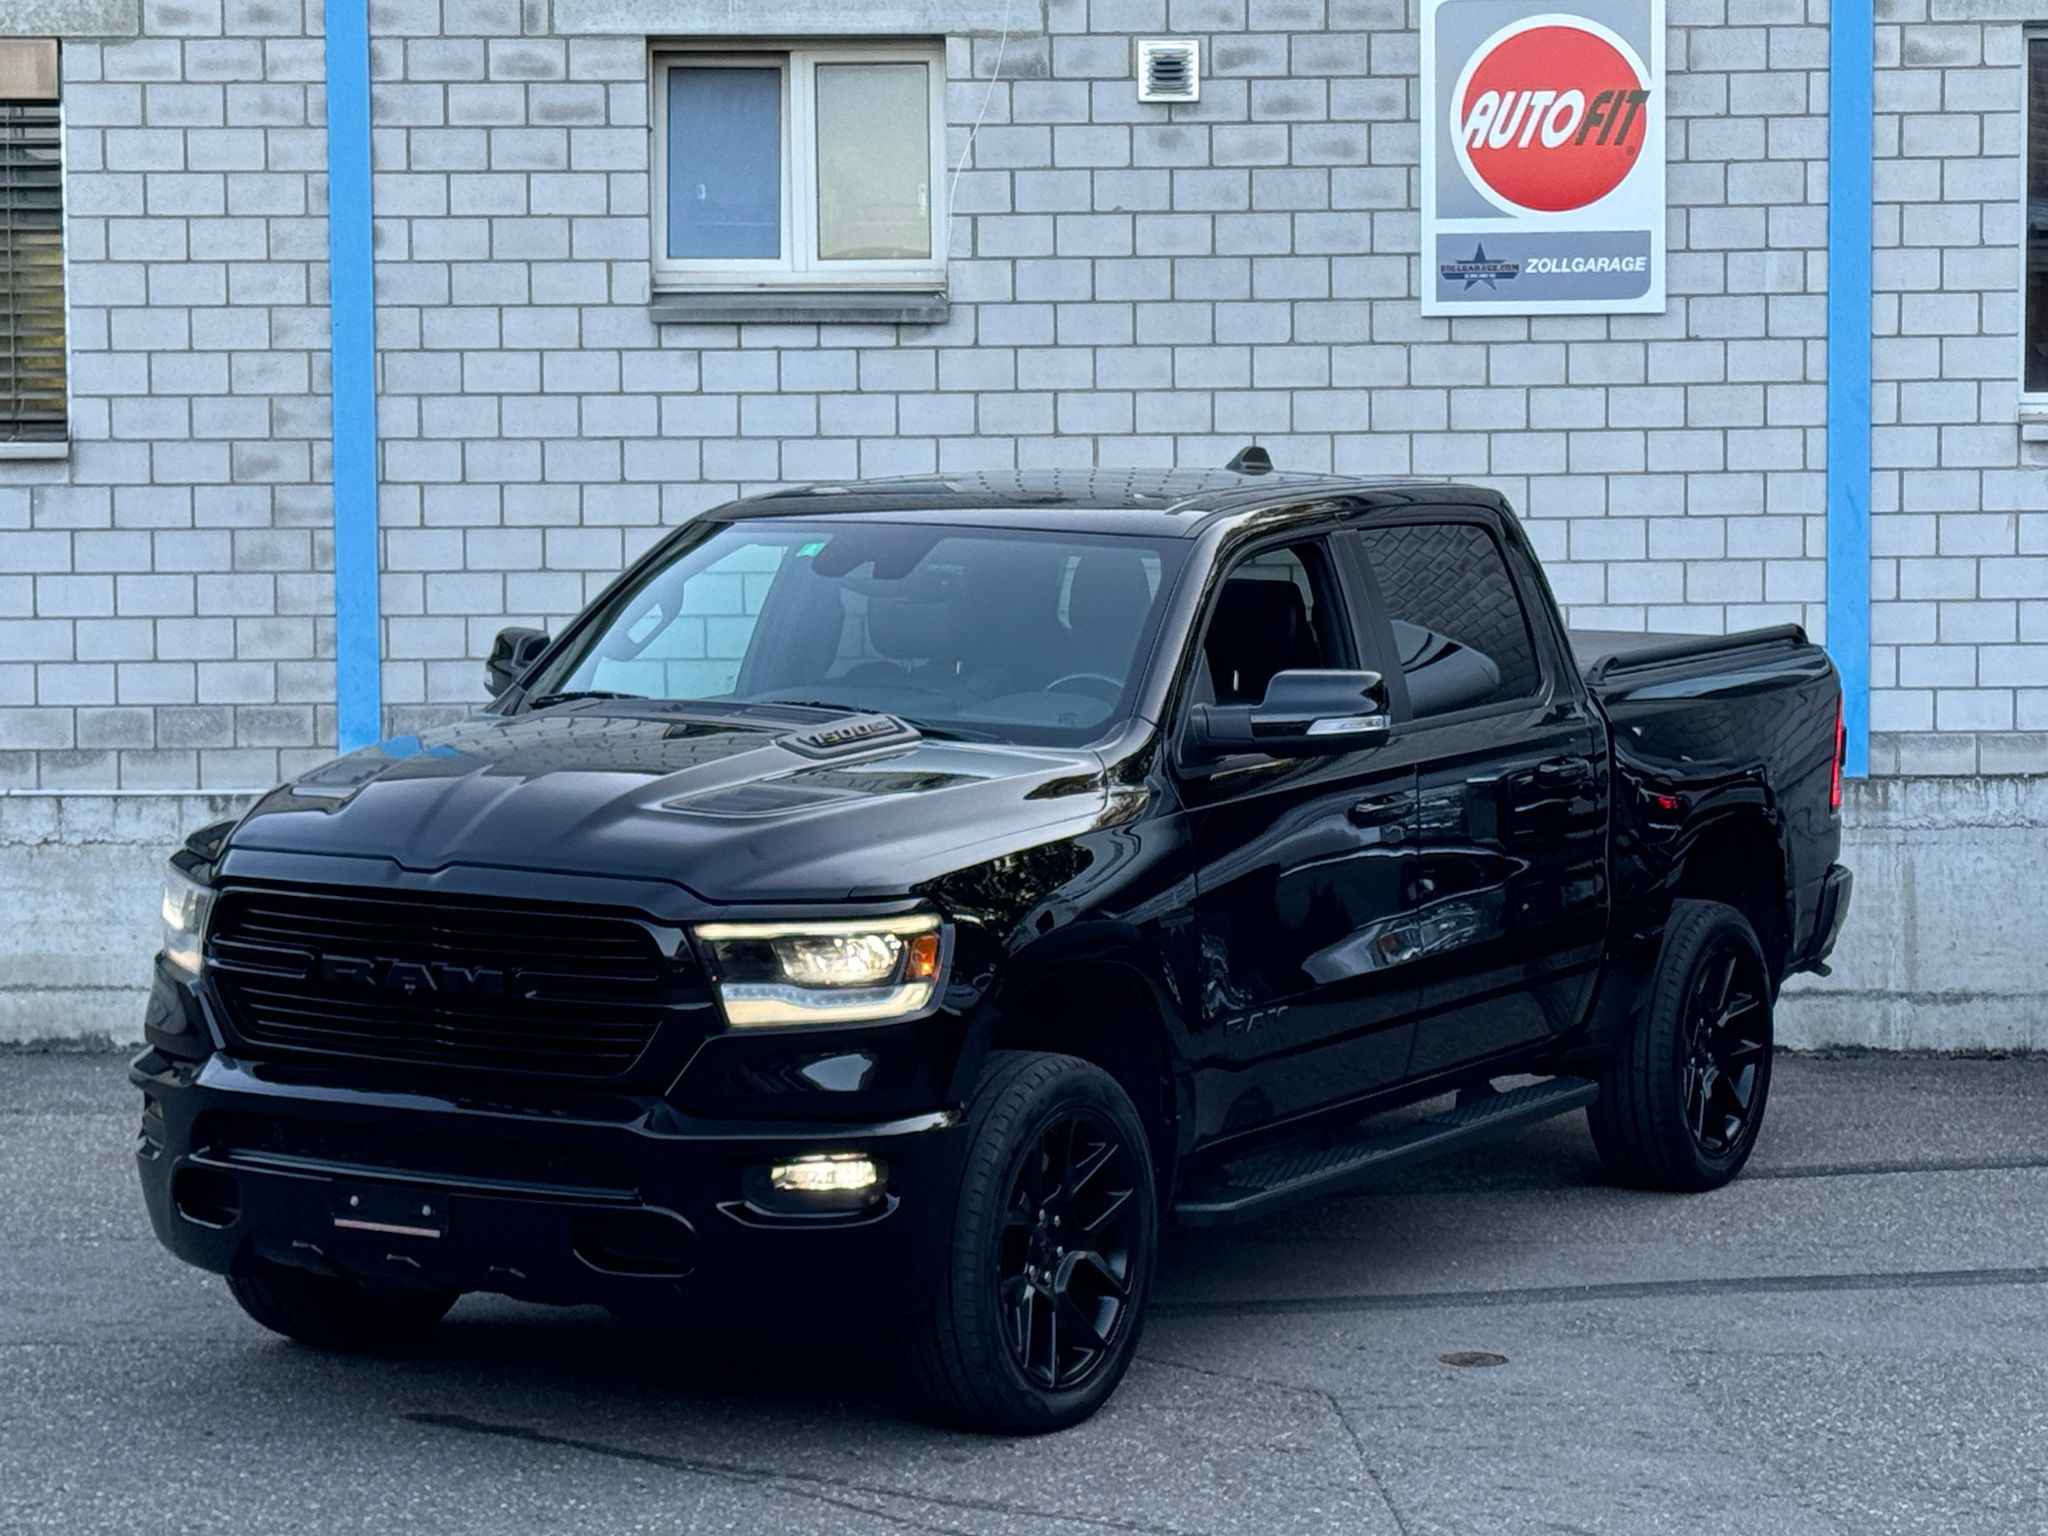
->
950;919;1197;1167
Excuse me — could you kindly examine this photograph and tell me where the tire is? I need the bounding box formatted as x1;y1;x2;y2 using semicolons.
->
897;1050;1158;1434
1588;898;1775;1192
227;1261;457;1352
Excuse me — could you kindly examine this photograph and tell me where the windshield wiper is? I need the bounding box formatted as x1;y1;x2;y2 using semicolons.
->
755;697;863;714
900;719;1001;743
525;689;640;710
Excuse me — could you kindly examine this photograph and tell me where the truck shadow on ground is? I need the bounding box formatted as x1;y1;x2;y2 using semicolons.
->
198;1120;1616;1437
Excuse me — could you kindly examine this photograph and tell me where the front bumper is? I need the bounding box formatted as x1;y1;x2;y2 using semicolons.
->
132;1047;964;1318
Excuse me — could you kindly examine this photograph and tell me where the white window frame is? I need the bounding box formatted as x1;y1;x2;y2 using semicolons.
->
651;41;948;296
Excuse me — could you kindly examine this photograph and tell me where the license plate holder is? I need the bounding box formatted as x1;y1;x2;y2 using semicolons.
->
331;1185;447;1240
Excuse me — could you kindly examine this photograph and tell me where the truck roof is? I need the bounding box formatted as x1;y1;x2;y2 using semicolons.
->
712;469;1506;538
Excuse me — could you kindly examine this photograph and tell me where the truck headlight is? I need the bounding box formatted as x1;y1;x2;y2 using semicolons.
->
161;857;216;979
694;913;946;1028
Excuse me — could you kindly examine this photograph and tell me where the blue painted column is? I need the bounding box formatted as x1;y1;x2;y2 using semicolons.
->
326;3;381;753
1827;7;1873;777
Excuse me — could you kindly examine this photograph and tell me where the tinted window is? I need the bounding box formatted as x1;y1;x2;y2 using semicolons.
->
532;519;1187;748
1198;543;1346;706
1352;523;1541;717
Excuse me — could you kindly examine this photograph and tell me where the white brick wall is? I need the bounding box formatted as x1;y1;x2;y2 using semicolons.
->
1872;0;2047;775
0;0;2043;788
1;0;333;791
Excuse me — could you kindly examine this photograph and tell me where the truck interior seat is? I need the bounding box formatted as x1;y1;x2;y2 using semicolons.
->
1063;551;1153;681
1204;578;1325;705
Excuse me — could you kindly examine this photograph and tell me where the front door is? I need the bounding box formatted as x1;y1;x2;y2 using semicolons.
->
1181;537;1420;1143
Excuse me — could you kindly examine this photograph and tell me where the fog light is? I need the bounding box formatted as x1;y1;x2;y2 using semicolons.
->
769;1154;881;1195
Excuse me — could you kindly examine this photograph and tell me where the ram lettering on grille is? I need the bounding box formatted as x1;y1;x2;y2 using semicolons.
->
315;954;513;999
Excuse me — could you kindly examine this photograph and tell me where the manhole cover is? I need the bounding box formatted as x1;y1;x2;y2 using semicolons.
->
1439;1351;1508;1368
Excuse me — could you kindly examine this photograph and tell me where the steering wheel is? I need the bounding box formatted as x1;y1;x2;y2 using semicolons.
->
1044;673;1124;705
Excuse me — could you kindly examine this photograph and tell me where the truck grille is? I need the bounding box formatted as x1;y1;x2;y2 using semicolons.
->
205;888;704;1079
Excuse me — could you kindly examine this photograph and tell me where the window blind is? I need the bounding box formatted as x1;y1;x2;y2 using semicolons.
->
0;98;65;444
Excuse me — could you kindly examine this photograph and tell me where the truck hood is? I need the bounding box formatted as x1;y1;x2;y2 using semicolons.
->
223;702;1114;903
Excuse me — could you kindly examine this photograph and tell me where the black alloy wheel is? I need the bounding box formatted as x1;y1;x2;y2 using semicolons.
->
997;1106;1142;1393
1679;934;1770;1157
896;1050;1158;1433
1587;897;1775;1192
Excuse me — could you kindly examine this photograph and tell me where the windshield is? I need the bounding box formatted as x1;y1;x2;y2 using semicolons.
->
526;518;1189;747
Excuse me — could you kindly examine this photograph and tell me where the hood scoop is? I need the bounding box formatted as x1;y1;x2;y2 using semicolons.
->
665;779;870;819
777;713;921;760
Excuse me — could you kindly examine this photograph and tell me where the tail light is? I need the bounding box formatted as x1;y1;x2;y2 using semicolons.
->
1829;697;1845;812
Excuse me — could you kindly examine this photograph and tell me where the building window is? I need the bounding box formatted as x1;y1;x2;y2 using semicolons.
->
2029;34;2048;400
652;43;947;296
0;39;64;452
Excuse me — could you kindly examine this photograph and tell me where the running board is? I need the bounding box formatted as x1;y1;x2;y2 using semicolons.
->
1172;1077;1599;1227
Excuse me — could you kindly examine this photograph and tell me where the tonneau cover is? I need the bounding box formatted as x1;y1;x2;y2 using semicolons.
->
1569;625;1811;685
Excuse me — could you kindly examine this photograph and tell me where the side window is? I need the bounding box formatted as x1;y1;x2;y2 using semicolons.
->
1198;542;1346;706
1352;523;1542;719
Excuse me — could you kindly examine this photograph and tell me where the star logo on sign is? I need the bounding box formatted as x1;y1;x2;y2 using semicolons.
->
1437;243;1521;291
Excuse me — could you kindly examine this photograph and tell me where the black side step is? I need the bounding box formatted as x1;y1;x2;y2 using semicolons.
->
1172;1077;1599;1228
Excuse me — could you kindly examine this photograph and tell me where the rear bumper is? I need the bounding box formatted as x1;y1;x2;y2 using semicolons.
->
132;1047;963;1319
1792;862;1853;975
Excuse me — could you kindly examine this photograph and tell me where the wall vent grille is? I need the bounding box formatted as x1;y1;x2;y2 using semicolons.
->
1136;38;1200;104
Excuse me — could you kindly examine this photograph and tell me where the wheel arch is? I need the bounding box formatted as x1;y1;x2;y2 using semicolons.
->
962;926;1189;1195
1666;808;1793;982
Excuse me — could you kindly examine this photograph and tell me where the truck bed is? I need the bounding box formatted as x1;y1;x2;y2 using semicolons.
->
1569;621;1841;974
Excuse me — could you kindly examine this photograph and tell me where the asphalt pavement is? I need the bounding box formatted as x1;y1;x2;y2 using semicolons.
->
3;1052;2045;1535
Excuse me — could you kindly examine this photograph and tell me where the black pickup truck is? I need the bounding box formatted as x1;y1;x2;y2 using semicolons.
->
135;466;1851;1433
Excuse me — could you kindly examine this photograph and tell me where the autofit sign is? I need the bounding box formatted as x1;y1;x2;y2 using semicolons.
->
1421;0;1666;316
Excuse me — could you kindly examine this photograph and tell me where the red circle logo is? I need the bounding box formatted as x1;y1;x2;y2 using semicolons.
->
1454;21;1649;214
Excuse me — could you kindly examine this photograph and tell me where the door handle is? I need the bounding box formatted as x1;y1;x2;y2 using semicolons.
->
1534;759;1594;791
1348;795;1410;841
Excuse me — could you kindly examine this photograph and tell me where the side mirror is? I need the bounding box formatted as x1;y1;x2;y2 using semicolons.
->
485;626;551;698
1191;669;1391;759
